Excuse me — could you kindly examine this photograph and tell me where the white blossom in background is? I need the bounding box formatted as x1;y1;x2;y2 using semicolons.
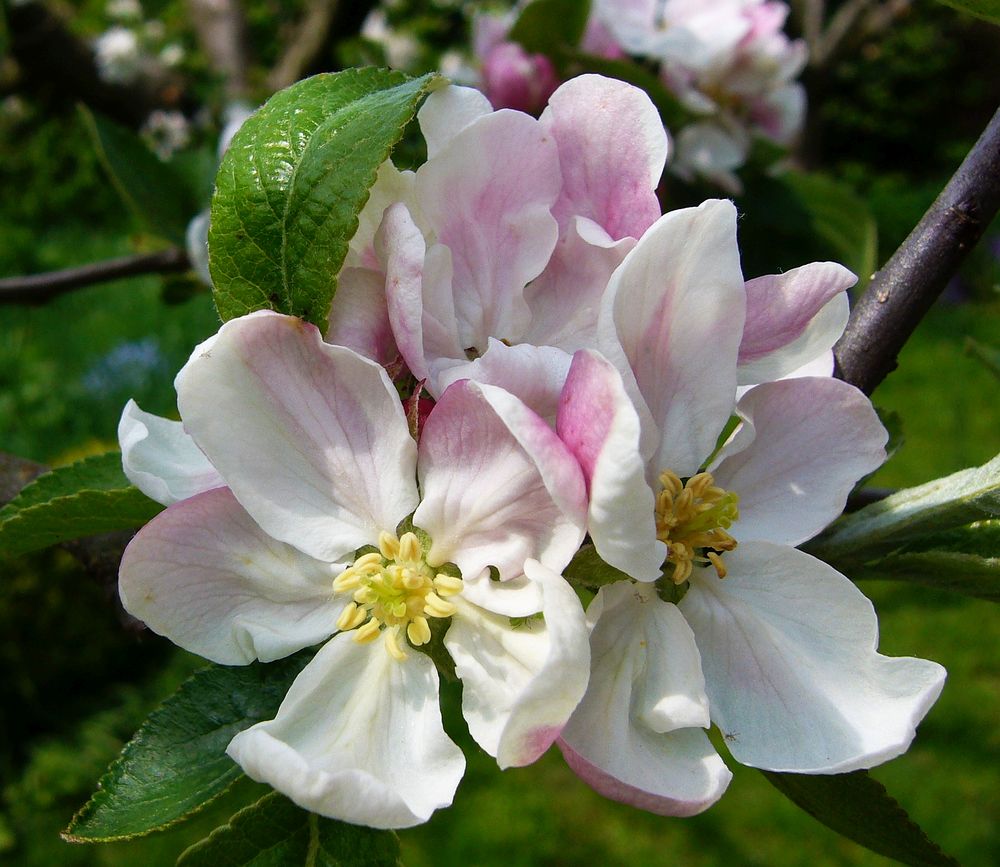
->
117;312;592;828
141;109;190;160
106;0;141;21
94;26;142;84
159;43;185;68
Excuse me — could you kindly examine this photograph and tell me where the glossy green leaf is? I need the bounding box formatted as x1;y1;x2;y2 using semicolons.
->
763;770;958;866
80;107;198;246
935;0;1000;24
177;792;400;867
64;652;313;842
209;69;440;331
0;453;162;558
509;0;592;54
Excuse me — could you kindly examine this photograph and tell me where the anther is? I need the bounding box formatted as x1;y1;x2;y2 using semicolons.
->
399;532;422;562
378;531;400;560
706;551;728;579
433;574;464;596
423;592;457;618
336;602;368;632
384;626;407;661
353;618;382;643
407;616;431;646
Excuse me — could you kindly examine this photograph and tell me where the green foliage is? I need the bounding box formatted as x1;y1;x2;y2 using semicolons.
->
0;453;162;558
762;771;958;866
965;336;1000;379
209;69;441;330
66;652;312;842
509;0;592;54
935;0;1000;24
177;792;400;867
81;108;201;246
808;453;1000;601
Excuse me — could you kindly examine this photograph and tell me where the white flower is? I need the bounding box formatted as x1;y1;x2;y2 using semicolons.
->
94;26;141;84
117;311;591;828
551;204;946;813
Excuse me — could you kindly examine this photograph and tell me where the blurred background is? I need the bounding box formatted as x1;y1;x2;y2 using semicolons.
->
1;0;998;863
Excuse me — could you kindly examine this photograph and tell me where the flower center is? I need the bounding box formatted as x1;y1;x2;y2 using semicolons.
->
655;470;739;584
333;530;463;662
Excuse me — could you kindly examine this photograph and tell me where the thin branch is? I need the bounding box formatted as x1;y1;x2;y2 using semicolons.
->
834;104;1000;395
187;0;252;99
0;247;191;305
267;0;341;93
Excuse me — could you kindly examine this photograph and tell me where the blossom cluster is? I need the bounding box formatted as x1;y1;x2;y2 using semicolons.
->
118;74;944;829
474;0;807;191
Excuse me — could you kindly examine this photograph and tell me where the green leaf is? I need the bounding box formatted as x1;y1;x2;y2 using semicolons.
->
807;454;1000;600
935;0;1000;25
509;0;592;54
65;652;313;842
80;107;198;246
0;453;162;558
763;770;957;866
737;171;877;289
177;792;400;867
209;69;441;331
564;543;635;591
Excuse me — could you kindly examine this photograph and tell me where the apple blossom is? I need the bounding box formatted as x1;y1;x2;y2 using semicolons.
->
552;204;946;814
117;310;591;828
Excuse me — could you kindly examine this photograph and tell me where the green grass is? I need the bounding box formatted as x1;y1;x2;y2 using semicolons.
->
0;259;997;865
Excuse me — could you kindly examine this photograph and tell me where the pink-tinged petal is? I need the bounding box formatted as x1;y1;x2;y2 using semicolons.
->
446;560;590;768
227;634;464;828
680;542;946;773
481;41;560;114
415;109;560;348
345;160;416;271
414;380;586;581
119;399;223;506
434;339;573;424
119;487;340;664
558;582;730;816
325;268;397;366
522;217;636;353
557;350;663;582
540;74;667;239
175;311;418;563
381;203;464;383
738;262;855;375
417;85;492;159
598;199;745;478
711;377;887;546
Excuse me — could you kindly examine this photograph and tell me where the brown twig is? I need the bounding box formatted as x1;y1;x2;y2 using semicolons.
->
267;0;342;92
0;247;191;305
833;104;1000;395
187;0;252;99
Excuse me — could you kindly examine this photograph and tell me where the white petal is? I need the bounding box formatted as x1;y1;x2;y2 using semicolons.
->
446;560;590;768
711;377;887;546
558;584;730;817
598;199;745;478
556;350;663;582
417;85;493;159
175;312;418;562
415;380;587;580
119;487;340;664
119;399;223;506
679;542;946;773
325;267;397;366
345;160;416;271
227;634;465;829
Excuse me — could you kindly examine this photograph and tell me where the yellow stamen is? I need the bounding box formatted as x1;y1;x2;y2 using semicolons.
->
384;626;407;661
354;618;382;644
433;573;464;596
407;616;431;646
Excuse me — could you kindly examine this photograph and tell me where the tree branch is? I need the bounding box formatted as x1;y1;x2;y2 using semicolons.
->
834;104;1000;395
187;0;252;99
267;0;341;93
0;247;191;305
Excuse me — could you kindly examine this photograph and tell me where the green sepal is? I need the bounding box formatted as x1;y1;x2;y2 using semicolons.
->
0;452;162;558
176;791;400;866
80;107;200;246
64;651;314;843
762;770;958;867
563;543;633;593
208;68;441;331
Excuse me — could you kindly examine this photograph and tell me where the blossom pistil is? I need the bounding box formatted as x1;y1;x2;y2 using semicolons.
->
334;530;464;661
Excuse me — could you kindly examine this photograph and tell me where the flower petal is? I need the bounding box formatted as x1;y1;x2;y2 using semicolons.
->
598;199;745;477
325;267;398;366
345;160;416;271
711;377;887;546
417;85;493;159
539;74;667;239
445;560;590;768
415;380;587;580
738;263;854;385
679;542;946;773
556;350;663;582
119;399;223;506
414;108;560;347
227;634;465;828
557;583;729;817
175;311;418;562
119;486;340;664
